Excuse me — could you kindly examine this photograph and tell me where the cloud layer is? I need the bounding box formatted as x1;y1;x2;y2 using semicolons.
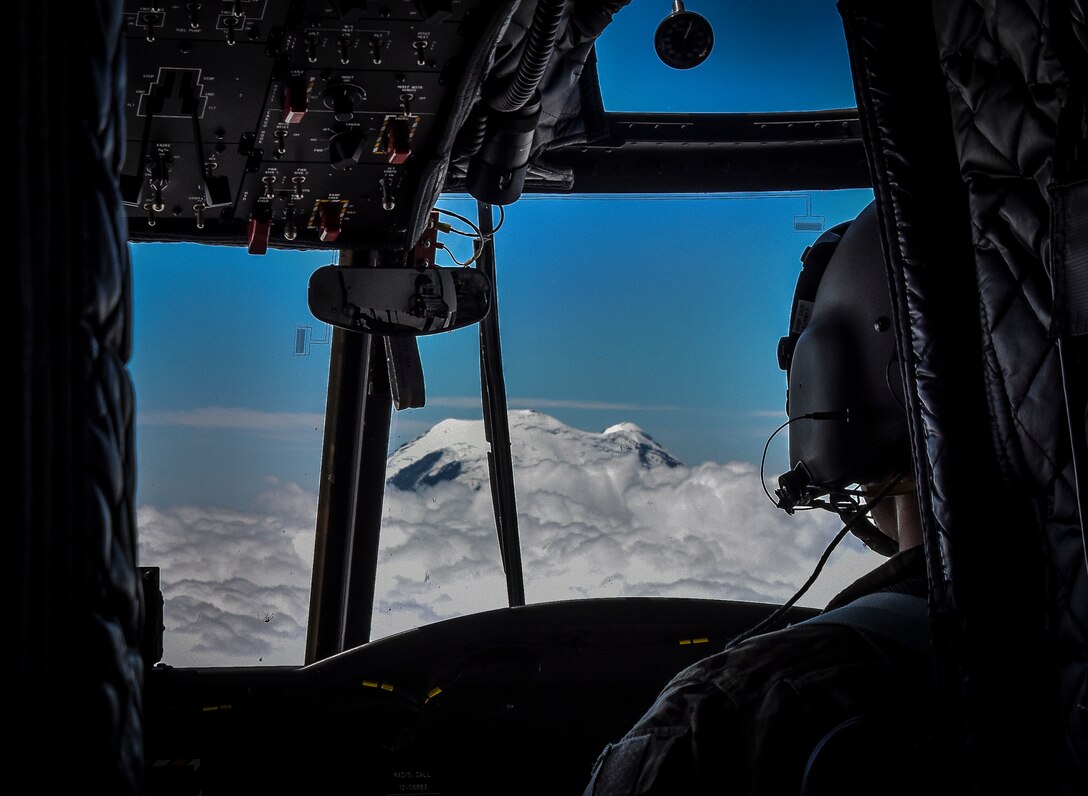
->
139;411;883;666
373;412;880;640
138;406;324;433
138;479;317;665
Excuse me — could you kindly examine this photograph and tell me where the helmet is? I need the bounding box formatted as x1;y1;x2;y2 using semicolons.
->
775;202;910;536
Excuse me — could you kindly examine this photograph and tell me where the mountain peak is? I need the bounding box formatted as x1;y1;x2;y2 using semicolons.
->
387;411;683;491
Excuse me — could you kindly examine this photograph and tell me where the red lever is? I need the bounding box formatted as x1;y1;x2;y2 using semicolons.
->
385;118;412;165
319;203;342;242
283;77;308;124
247;215;270;255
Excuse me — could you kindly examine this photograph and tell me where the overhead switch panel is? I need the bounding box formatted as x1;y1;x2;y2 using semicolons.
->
122;0;488;252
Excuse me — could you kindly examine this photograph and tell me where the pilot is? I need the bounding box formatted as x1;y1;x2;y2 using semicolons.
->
583;202;937;795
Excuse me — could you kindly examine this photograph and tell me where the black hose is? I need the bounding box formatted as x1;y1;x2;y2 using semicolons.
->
490;0;566;113
453;106;490;161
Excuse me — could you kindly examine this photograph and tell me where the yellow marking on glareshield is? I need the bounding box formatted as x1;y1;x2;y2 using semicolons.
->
679;637;710;646
425;686;443;703
361;680;395;692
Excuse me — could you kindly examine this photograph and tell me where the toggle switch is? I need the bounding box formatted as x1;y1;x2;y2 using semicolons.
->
379;177;395;211
412;39;428;66
224;14;239;45
337;35;354;64
283;205;298;241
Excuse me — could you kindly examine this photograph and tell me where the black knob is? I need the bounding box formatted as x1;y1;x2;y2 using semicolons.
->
322;83;366;122
329;130;365;170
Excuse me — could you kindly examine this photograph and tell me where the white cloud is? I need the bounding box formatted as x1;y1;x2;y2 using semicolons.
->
372;412;882;640
138;406;325;433
139;412;884;666
138;478;316;666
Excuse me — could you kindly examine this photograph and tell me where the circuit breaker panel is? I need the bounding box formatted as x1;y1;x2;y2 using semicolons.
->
122;0;488;253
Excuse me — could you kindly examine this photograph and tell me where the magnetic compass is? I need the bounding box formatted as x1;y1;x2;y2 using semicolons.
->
654;1;714;70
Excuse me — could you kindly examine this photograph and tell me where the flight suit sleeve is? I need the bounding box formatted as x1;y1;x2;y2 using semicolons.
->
583;656;745;795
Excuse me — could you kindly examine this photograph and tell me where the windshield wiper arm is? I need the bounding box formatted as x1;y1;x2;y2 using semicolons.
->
476;200;525;607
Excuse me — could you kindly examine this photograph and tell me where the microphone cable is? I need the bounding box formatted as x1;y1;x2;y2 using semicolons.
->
724;473;904;651
759;410;850;510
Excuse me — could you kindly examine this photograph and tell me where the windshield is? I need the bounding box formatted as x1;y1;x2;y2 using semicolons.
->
131;1;875;666
373;189;880;640
133;190;882;665
132;244;333;666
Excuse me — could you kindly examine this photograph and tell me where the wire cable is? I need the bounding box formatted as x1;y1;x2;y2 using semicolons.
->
435;206;506;267
437;242;486;267
437;206;505;240
436;207;483;239
723;474;905;651
759;410;850;509
760;417;792;507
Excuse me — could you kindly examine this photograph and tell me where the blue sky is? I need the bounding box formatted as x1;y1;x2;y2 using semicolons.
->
595;0;856;113
131;189;872;507
130;244;334;508
130;1;869;510
396;190;873;461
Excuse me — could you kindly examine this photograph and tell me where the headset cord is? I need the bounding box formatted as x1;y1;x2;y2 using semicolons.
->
723;474;904;651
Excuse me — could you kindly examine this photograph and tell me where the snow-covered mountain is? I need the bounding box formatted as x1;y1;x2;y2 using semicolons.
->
387;411;681;493
372;410;867;641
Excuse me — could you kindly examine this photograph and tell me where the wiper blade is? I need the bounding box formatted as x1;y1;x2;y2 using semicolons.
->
476;200;525;607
